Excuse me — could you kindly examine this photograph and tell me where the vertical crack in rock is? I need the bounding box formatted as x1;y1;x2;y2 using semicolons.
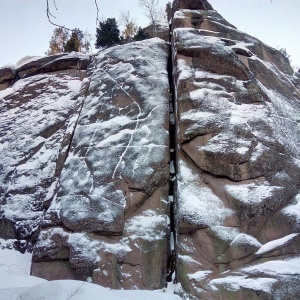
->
2;1;300;298
167;37;178;285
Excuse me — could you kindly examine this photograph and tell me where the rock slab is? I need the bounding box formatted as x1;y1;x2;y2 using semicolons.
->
32;38;171;290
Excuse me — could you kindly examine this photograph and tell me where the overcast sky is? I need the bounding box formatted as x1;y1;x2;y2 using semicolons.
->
0;0;299;68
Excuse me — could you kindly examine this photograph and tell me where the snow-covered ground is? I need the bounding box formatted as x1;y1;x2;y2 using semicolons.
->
0;247;181;300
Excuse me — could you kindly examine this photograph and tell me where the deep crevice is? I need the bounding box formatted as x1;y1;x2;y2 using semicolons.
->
166;33;178;286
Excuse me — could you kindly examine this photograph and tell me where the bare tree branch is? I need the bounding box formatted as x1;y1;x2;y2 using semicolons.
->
95;0;100;25
46;0;72;31
139;0;160;25
52;0;58;10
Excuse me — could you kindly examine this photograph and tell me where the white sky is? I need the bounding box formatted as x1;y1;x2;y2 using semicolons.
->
0;0;299;68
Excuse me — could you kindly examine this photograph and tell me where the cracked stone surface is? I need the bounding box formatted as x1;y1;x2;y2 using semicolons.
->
0;71;88;240
1;0;300;298
31;38;171;290
172;4;300;300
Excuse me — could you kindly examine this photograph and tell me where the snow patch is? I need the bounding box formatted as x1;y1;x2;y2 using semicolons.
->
242;257;300;276
255;234;299;255
125;210;168;241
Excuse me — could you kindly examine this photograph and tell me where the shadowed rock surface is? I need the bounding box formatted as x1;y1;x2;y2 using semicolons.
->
1;0;300;299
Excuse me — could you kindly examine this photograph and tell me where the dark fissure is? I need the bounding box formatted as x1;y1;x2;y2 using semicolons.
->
167;39;177;285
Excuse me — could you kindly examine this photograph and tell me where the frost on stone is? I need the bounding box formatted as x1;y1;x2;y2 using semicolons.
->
54;39;170;234
0;74;85;239
255;233;299;255
177;159;233;232
208;276;277;295
125;210;168;242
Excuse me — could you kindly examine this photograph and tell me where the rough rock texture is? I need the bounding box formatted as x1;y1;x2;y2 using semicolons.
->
0;67;17;91
0;54;90;241
16;53;91;79
31;38;171;290
144;21;170;42
172;0;213;12
1;1;300;299
172;3;300;300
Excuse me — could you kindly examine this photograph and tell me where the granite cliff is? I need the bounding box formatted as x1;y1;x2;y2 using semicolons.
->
1;0;300;299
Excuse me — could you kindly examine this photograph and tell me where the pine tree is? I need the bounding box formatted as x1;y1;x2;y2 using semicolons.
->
133;27;148;41
165;2;172;22
64;31;80;52
46;28;91;55
95;18;121;49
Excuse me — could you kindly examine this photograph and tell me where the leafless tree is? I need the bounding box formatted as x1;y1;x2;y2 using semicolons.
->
119;10;138;42
138;0;161;25
45;0;100;29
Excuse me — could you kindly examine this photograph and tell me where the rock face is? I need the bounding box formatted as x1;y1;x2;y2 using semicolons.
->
172;3;300;300
0;53;90;242
31;39;171;289
1;1;300;299
144;21;170;42
0;67;17;91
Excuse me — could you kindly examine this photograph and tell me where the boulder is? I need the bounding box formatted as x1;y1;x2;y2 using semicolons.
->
144;21;170;42
17;53;91;79
0;67;17;91
1;0;300;298
16;54;67;78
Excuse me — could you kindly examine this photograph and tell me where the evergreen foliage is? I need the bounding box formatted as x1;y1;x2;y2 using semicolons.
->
64;31;80;52
46;27;90;55
95;18;121;49
133;27;148;41
165;2;172;21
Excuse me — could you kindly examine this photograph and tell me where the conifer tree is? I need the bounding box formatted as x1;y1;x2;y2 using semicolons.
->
64;31;80;52
133;27;148;41
95;18;121;49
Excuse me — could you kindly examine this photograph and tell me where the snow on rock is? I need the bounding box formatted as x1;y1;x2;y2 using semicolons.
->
282;194;300;223
32;38;171;290
177;159;233;232
255;234;299;255
208;275;277;296
0;70;87;240
0;249;181;300
172;2;300;299
16;52;91;79
16;55;43;68
1;280;182;300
